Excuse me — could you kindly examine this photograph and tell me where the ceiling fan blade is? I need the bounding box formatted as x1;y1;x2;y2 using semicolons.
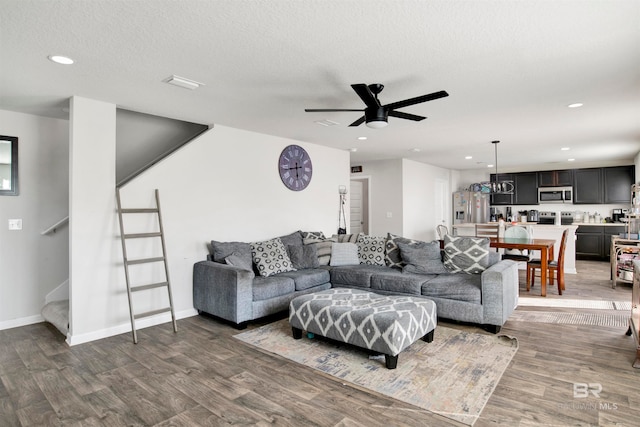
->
384;90;449;110
351;84;381;109
349;116;366;127
305;108;363;112
388;110;426;121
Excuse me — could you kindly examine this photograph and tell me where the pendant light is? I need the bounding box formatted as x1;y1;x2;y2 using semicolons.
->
488;140;514;194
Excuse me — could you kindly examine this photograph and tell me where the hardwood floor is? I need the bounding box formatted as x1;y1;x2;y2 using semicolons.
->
1;260;639;426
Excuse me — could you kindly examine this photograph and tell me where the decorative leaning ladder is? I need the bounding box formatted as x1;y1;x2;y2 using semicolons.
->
116;188;177;344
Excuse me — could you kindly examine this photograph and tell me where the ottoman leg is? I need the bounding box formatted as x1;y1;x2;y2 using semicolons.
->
422;329;435;343
292;327;303;339
385;354;398;369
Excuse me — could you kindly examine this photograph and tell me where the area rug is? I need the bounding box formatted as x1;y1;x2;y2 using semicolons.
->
518;297;631;310
509;310;629;327
234;319;518;426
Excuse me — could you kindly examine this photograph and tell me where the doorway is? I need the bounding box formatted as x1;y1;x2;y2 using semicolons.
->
350;178;369;235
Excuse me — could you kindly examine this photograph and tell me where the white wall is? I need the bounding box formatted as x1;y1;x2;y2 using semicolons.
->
354;159;403;237
402;159;452;241
67;103;350;344
0;110;69;330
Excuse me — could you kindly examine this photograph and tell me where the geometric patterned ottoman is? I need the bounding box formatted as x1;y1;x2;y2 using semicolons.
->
289;288;437;369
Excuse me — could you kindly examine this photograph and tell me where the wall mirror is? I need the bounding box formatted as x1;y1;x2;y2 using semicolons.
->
0;135;18;196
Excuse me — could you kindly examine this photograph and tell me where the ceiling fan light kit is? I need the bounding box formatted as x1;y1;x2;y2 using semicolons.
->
305;82;448;128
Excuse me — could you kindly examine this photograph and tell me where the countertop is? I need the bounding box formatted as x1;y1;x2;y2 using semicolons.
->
453;222;627;227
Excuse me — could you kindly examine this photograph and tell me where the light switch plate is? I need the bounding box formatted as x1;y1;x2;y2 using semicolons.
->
8;219;22;230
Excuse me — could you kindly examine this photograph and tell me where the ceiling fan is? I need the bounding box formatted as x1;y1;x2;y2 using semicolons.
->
305;83;449;128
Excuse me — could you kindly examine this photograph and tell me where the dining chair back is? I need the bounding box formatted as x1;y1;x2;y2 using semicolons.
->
475;223;499;238
502;225;533;262
526;228;569;295
437;224;449;240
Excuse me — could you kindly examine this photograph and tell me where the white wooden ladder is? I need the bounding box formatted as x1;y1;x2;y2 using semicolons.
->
116;188;177;344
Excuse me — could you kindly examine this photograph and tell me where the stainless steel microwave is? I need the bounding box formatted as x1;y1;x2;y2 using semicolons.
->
538;186;573;204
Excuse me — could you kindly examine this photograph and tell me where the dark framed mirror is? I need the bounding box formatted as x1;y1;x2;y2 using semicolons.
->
0;135;19;196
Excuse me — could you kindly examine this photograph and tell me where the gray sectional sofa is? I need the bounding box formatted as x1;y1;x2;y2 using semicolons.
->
192;230;519;333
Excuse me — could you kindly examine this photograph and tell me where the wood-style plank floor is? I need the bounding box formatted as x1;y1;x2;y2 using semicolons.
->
1;260;639;426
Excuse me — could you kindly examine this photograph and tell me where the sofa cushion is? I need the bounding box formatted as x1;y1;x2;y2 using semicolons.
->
279;230;303;247
356;234;386;266
398;241;448;275
443;235;491;274
421;273;482;304
330;264;390;288
224;252;253;271
370;271;433;295
278;269;330;291
211;241;252;266
250;237;296;277
385;234;421;269
329;243;359;266
252;275;296;301
287;244;320;269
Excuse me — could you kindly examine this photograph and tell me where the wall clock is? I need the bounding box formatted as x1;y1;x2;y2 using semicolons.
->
278;144;312;191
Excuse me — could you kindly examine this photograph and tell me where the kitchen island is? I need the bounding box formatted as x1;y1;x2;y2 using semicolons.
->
452;223;578;274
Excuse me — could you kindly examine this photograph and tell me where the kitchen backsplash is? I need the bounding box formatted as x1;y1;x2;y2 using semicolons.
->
492;203;629;222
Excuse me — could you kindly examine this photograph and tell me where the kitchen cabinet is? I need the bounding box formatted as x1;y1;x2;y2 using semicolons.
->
513;172;539;205
489;173;513;205
576;225;625;260
574;168;603;204
538;169;573;187
604;165;634;204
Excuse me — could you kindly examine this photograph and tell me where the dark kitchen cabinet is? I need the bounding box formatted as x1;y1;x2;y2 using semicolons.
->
538;169;573;187
574;168;603;204
489;173;514;205
604;165;634;204
514;172;539;205
576;225;625;260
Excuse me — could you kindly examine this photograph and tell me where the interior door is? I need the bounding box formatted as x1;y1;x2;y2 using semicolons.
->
350;179;369;235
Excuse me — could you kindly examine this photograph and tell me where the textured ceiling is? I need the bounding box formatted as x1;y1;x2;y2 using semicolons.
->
1;0;639;171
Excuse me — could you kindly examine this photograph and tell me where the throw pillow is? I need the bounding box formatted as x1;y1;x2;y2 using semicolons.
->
250;238;296;277
279;230;303;247
211;241;253;267
356;234;386;266
302;232;335;266
443;235;490;274
385;233;421;269
329;243;360;266
398;241;448;275
331;233;358;243
224;252;254;271
287;244;320;270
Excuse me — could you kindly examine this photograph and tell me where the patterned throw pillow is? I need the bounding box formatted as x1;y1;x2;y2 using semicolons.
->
329;243;360;266
385;233;421;269
331;233;359;243
443;235;490;274
250;238;296;277
356;234;386;266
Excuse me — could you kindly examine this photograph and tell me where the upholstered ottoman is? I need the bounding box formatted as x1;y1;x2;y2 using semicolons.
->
288;288;437;369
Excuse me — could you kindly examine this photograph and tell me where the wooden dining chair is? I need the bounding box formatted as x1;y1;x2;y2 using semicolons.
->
475;223;499;238
526;228;569;295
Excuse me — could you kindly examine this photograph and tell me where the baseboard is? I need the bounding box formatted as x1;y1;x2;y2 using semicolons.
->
0;314;44;331
66;308;198;346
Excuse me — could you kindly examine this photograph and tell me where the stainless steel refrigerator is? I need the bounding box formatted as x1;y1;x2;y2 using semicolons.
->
453;191;490;224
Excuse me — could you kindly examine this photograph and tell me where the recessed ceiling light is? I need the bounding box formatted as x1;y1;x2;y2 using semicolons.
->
409;148;421;153
487;164;494;168
561;147;570;151
349;148;358;152
568;158;575;162
465;156;473;160
568;103;583;108
164;75;204;90
357;136;367;140
48;55;74;65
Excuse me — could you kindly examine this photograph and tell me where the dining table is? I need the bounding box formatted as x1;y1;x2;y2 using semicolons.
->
489;237;556;297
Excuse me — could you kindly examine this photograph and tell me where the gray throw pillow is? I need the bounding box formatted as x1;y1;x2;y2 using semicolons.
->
225;252;253;271
443;235;490;274
385;233;422;269
279;230;303;247
398;241;448;275
211;240;252;267
287;244;320;269
329;243;360;266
